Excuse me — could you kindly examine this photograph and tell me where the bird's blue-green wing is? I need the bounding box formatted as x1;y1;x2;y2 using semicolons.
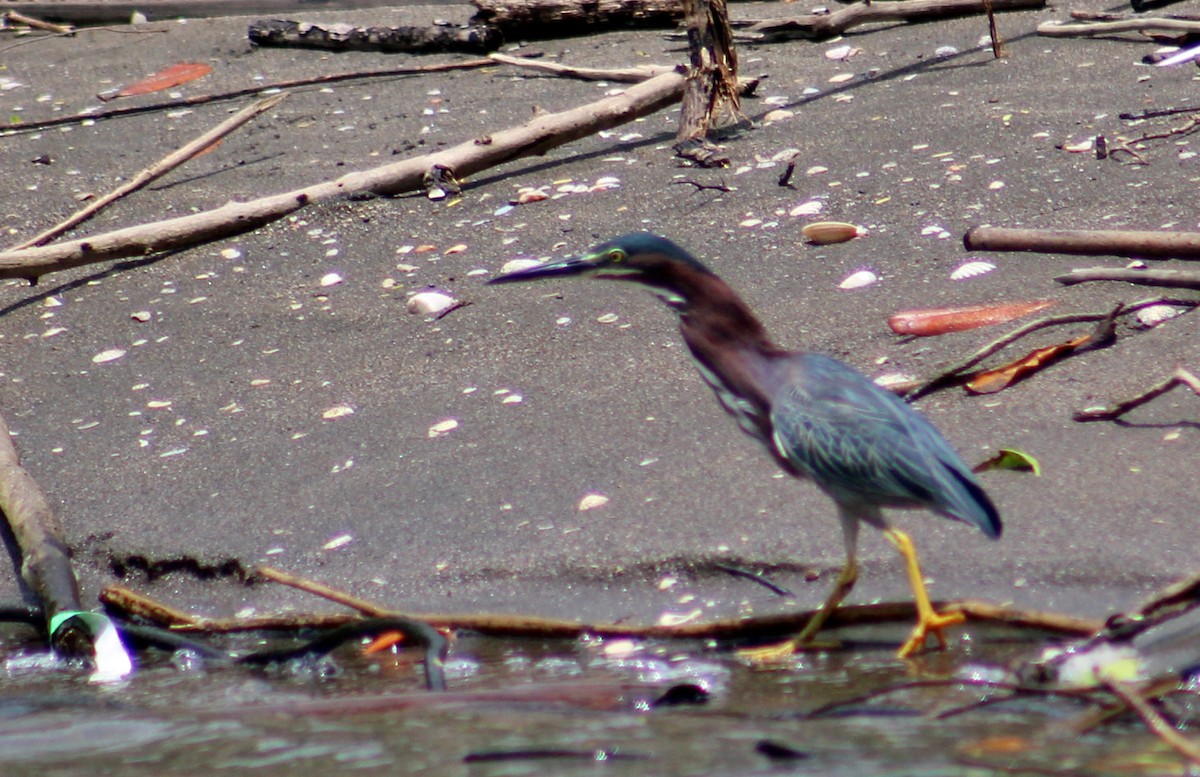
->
769;354;1000;538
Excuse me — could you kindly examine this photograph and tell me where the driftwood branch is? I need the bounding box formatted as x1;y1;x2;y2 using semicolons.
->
1074;366;1200;422
104;567;1101;642
1055;267;1200;290
489;52;675;82
247;18;502;54
965;226;1200;259
1038;17;1200;37
0;406;82;632
741;0;1046;42
470;0;683;35
0;68;689;284
12;94;286;251
674;0;739;167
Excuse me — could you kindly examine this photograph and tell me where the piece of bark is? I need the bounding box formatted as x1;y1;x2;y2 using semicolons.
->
470;0;684;35
674;0;739;167
0;69;690;283
1055;267;1200;290
965;226;1200;259
248;18;502;54
0;407;81;628
741;0;1046;41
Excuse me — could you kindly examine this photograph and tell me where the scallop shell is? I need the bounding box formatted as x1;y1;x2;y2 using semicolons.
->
950;260;996;281
790;200;824;217
838;269;878;289
802;221;864;245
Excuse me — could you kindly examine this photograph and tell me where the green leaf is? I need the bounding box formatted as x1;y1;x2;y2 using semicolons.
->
973;448;1041;476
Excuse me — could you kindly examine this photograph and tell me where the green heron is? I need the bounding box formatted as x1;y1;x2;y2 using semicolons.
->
490;232;1001;658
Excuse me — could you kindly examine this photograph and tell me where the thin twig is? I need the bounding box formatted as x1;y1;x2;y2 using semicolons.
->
1074;366;1200;422
1104;679;1200;765
906;311;1121;400
255;565;392;616
0;25;165;55
0;59;493;135
11;93;287;250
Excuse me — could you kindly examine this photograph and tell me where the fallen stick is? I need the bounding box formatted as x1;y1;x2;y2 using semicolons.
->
741;0;1046;41
2;9;74;34
488;52;675;82
1055;267;1200;290
964;226;1200;259
1038;17;1200;37
1074;366;1200;422
0;405;83;637
11;94;286;250
0;68;689;283
0;59;493;136
1104;679;1200;764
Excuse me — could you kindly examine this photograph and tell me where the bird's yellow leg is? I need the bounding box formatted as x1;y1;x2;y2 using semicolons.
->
884;527;965;658
737;560;857;662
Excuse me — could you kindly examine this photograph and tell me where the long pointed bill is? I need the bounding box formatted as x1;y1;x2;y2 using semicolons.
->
488;253;600;285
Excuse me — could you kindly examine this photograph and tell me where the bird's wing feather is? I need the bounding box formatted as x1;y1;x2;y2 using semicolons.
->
769;354;1000;537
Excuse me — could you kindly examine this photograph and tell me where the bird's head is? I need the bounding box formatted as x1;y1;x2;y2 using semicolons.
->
488;232;714;307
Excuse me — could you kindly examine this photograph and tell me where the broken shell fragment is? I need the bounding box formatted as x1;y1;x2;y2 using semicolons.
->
428;418;459;438
838;269;878;289
802;221;865;245
578;493;610;511
406;290;457;315
499;258;543;275
1135;304;1190;329
322;405;355;420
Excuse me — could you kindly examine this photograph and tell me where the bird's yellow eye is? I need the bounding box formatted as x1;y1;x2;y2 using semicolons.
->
609;249;626;263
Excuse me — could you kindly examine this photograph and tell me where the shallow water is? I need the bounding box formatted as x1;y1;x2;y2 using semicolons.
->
1;631;1194;777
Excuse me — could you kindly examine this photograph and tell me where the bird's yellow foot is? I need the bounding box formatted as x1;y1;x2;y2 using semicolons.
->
736;636;841;663
896;608;965;658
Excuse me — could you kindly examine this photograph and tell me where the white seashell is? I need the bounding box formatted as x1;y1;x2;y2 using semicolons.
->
934;45;959;58
322;405;355;420
950;260;996;281
790;200;824;217
578;493;609;511
920;224;947;236
825;44;856;60
1135;304;1189;329
740;218;763;228
323;534;353;550
838;269;878;289
1062;138;1094;153
806;165;828;175
500;258;543;275
762;109;794;123
828;72;855;84
407;291;457;316
92;348;126;364
319;272;344;287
